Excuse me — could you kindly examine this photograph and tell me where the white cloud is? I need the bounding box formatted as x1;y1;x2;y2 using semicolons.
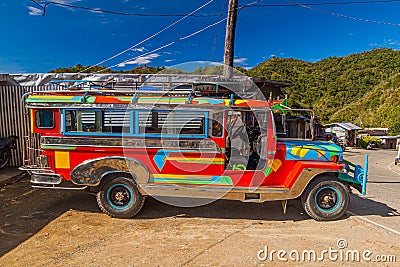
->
384;38;400;45
27;0;81;15
165;59;176;63
233;57;247;64
131;47;146;53
27;6;42;16
53;0;81;4
89;8;103;14
118;53;160;67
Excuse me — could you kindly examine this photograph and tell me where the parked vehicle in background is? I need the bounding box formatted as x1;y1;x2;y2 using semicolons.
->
20;80;368;221
338;137;347;152
0;136;18;169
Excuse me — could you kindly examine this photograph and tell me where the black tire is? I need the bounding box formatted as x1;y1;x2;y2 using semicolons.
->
301;176;350;221
96;174;145;219
0;150;10;169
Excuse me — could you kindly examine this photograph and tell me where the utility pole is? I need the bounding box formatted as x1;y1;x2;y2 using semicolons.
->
223;0;238;79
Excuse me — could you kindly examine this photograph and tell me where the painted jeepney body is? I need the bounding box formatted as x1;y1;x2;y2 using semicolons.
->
21;88;366;205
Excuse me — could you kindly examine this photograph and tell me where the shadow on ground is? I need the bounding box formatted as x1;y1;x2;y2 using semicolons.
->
348;194;400;217
1;176;398;256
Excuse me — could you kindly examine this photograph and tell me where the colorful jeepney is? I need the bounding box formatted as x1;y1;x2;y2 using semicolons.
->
21;81;368;221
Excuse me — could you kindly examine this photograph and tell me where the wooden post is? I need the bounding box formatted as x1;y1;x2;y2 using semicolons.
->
223;0;238;79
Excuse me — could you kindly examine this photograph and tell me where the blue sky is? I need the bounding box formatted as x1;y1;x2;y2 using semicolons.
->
1;0;400;73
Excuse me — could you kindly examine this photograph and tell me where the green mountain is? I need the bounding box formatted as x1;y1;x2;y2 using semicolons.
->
248;48;400;134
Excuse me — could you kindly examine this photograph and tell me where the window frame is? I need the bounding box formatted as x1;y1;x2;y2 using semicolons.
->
35;110;55;129
136;109;208;139
61;108;209;139
62;109;132;136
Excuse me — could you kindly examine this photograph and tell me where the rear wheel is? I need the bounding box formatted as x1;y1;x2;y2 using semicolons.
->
301;176;350;221
96;175;145;219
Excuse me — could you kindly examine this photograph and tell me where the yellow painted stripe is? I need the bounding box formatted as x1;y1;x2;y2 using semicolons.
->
55;151;70;169
166;157;224;162
30;109;34;132
31;95;74;100
153;174;211;179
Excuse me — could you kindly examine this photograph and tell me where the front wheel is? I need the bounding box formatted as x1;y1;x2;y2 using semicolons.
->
301;176;350;221
96;175;145;219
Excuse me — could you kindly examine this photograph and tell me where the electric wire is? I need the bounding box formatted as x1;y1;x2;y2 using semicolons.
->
29;0;400;17
96;0;264;73
93;17;228;74
79;0;215;73
209;0;228;63
285;0;400;27
29;0;222;17
241;0;400;8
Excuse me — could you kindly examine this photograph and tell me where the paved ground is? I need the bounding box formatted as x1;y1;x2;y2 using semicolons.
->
0;167;23;185
0;148;399;266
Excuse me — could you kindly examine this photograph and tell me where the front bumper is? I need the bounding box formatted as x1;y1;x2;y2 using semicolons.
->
338;155;369;195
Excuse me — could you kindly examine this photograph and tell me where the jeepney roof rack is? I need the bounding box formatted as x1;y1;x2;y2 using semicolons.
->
44;80;253;100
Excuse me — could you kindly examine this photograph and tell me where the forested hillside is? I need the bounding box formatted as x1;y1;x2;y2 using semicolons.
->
248;48;400;133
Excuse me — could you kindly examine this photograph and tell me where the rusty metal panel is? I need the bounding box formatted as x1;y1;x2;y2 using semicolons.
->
0;85;51;167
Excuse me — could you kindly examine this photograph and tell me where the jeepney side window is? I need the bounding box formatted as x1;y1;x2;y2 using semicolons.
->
103;110;131;133
138;111;162;134
65;110;102;133
65;110;76;131
210;111;223;137
35;110;54;129
138;110;206;136
65;110;131;134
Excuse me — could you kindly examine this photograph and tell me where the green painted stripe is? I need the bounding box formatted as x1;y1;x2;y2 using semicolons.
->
150;179;232;185
263;166;272;177
174;159;224;164
41;145;77;151
150;175;233;185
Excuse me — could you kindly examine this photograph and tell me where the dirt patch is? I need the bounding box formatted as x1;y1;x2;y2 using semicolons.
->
1;175;399;266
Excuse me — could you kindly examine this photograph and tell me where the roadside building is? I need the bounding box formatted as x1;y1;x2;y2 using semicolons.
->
358;128;400;149
324;122;362;146
375;136;400;149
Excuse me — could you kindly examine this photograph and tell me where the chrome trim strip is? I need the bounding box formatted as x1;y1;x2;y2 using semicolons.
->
31;173;62;185
41;136;222;152
31;185;87;190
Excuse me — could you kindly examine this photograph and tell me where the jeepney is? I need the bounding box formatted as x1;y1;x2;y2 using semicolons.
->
20;80;368;221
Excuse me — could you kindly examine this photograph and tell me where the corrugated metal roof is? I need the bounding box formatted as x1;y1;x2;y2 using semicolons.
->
324;122;362;131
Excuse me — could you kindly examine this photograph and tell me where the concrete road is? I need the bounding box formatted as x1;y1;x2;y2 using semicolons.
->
0;148;399;266
344;148;400;233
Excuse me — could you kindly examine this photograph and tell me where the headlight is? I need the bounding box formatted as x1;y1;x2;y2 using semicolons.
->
330;155;339;163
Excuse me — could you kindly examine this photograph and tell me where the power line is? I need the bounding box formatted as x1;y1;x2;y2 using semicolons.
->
209;0;228;62
96;0;265;73
80;0;215;73
94;18;228;74
29;0;222;17
285;0;400;27
240;0;400;8
29;0;400;17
